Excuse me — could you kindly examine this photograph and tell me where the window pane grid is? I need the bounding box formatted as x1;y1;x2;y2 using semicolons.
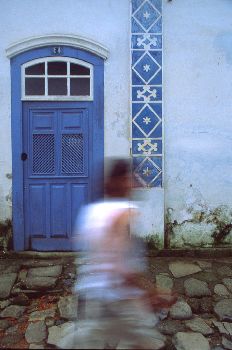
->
25;75;90;77
23;58;92;99
25;75;90;78
25;75;45;77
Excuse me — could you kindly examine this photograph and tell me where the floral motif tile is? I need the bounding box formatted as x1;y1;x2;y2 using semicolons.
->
132;86;162;102
131;34;162;50
132;139;162;156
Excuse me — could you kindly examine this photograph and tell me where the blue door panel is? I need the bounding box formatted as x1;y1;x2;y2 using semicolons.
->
32;111;54;130
61;111;83;129
28;184;46;236
31;238;73;251
50;184;67;237
71;184;88;233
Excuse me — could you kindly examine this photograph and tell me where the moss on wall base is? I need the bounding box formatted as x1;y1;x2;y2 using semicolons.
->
144;234;164;250
0;219;12;252
167;204;232;248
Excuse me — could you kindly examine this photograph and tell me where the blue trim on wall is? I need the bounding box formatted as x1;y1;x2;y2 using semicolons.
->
10;46;104;251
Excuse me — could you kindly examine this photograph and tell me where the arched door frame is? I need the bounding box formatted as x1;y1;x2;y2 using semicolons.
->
7;35;109;251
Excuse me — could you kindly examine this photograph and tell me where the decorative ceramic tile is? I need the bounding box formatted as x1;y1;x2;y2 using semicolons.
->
132;156;162;188
132;121;162;139
148;18;162;33
132;101;162;117
133;1;161;31
132;0;144;14
132;52;161;84
132;85;162;102
132;104;161;137
131;17;146;34
149;0;162;13
131;0;162;187
131;34;162;50
132;138;162;156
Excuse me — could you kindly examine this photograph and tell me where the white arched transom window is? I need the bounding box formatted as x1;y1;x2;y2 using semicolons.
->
22;57;93;100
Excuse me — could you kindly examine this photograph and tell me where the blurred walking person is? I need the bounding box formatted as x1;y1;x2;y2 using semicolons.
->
59;158;175;349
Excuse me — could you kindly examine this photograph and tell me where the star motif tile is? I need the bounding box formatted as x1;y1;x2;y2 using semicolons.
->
132;102;162;138
143;116;151;124
133;52;161;84
143;11;150;19
133;0;161;31
133;157;162;187
132;103;161;136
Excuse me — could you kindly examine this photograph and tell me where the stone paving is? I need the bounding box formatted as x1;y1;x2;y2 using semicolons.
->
1;255;232;349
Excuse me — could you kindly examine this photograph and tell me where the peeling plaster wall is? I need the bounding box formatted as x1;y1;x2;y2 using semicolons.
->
163;0;232;247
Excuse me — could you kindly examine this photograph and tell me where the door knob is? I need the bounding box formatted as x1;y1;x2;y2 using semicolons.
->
21;152;28;161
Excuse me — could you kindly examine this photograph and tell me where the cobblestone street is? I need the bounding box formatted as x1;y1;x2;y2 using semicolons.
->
0;254;232;349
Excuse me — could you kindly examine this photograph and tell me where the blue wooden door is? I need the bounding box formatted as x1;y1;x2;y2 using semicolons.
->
23;102;92;250
11;46;104;251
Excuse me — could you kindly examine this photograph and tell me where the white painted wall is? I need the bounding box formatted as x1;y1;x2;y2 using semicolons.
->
163;0;232;246
131;188;164;244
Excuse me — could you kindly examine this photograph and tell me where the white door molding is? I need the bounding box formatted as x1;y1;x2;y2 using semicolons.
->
6;34;109;60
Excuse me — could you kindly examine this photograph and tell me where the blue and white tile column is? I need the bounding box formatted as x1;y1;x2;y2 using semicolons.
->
131;0;162;187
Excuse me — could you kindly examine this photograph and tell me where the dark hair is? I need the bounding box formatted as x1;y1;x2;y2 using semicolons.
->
104;158;131;198
108;159;130;179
